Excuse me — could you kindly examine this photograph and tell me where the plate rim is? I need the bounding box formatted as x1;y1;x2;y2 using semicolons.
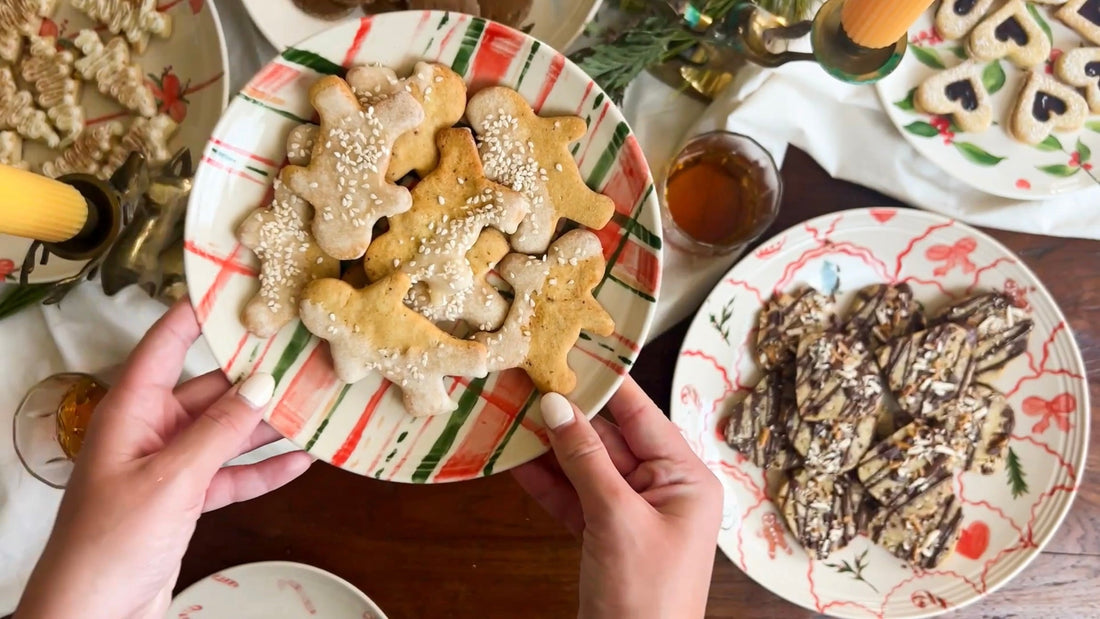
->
669;206;1090;618
184;11;663;483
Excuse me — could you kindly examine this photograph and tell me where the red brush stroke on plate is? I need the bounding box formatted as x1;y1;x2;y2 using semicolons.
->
268;346;340;439
467;21;526;93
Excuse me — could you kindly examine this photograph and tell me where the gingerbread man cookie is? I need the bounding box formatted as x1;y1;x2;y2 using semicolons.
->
71;0;172;54
299;274;490;417
0;66;60;147
1010;70;1088;144
286;124;318;166
467;86;616;254
1057;0;1100;45
41;121;123;178
406;229;514;331
364;127;529;311
346;61;467;181
22;36;84;145
73;30;158;118
967;0;1051;68
282;77;424;260
915;60;994;133
238;179;340;338
1055;46;1100;111
0;131;27;169
474;229;615;394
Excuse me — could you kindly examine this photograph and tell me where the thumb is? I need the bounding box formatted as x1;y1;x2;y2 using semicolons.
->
541;392;631;514
163;373;276;477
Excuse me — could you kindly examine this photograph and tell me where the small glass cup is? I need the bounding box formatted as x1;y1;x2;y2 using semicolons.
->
659;131;782;257
13;373;108;489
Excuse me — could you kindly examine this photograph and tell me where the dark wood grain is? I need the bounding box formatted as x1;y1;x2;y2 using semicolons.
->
177;149;1100;618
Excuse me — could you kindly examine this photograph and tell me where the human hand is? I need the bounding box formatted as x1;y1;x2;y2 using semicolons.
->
16;300;313;619
512;376;723;619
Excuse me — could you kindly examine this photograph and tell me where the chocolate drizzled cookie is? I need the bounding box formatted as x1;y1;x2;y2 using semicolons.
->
857;422;962;507
724;370;799;471
931;292;1033;378
777;468;868;560
866;476;964;569
877;323;976;418
938;384;1016;475
845;283;926;348
755;288;836;371
795;331;885;423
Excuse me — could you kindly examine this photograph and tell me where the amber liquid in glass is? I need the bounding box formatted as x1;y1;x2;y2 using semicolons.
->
56;377;107;459
664;151;771;247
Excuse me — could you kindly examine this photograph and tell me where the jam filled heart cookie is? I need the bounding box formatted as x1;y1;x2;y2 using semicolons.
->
282;77;425;260
299;275;490;417
914;60;995;133
1054;46;1100;111
467;86;616;254
1057;0;1100;45
363;127;529;312
473;229;615;394
1010;70;1088;145
935;0;996;40
968;0;1051;68
238;180;341;338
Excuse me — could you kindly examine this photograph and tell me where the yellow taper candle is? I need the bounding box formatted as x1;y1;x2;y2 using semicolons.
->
0;164;89;243
841;0;936;49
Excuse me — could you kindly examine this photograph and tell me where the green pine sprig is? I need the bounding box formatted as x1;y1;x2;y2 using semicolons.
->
0;283;54;321
824;549;879;593
1006;447;1029;498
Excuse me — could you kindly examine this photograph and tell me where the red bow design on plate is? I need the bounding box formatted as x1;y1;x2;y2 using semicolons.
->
925;237;977;277
1022;393;1076;434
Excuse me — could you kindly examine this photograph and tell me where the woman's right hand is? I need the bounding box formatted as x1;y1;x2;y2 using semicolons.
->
512;376;723;619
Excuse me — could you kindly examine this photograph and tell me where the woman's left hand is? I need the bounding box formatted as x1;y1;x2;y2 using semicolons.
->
16;300;313;619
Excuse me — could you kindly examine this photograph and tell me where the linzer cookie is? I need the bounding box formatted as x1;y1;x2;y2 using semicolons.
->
1054;47;1100;112
22;36;84;145
931;291;1034;377
238;180;340;338
866;477;963;569
364;128;529;314
282;77;424;260
1058;0;1100;45
0;131;27;169
1010;70;1089;144
967;0;1051;68
935;0;996;40
406;229;514;331
877;323;976;418
724;370;799;471
473;229;615;394
775;468;867;560
299;275;490;417
41;121;123;178
787;408;877;475
71;0;172;54
104;114;179;175
73;30;158;118
467;86;615;254
346;62;467;181
857;422;961;508
795;331;885;423
0;66;60;148
914;60;995;133
844;283;925;348
755;287;836;371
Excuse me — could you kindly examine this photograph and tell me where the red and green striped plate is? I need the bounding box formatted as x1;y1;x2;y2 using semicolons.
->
183;11;661;483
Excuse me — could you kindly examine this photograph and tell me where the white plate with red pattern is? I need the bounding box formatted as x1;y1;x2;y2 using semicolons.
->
669;208;1089;618
168;561;386;618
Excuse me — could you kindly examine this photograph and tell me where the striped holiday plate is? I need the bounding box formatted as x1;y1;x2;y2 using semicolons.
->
183;11;661;483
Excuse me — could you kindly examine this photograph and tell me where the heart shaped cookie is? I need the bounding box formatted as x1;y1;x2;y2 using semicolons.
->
968;0;1051;68
1055;46;1100;111
1057;0;1100;45
935;0;996;40
1010;70;1089;144
915;60;995;133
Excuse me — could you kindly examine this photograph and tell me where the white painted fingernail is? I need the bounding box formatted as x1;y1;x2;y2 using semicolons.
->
541;393;576;430
238;373;275;409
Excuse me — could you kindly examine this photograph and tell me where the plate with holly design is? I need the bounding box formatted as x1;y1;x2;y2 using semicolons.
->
670;208;1088;618
0;0;228;284
877;3;1100;200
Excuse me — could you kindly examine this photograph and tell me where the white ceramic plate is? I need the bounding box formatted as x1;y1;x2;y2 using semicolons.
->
168;561;387;619
877;3;1100;200
0;0;229;284
670;208;1089;618
184;11;661;483
242;0;602;53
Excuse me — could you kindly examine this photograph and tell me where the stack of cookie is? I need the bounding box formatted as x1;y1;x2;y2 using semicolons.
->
0;0;179;178
725;285;1033;567
917;0;1100;144
238;62;617;419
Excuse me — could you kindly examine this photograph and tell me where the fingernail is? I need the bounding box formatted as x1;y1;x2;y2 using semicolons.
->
238;373;275;409
541;392;576;430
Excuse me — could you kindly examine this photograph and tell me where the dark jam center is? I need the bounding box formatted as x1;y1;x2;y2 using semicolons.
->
953;0;978;15
1078;0;1100;26
1033;91;1067;121
994;17;1029;45
945;80;979;111
1086;61;1100;78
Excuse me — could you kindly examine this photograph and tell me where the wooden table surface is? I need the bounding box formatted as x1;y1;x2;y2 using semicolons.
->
174;149;1100;618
